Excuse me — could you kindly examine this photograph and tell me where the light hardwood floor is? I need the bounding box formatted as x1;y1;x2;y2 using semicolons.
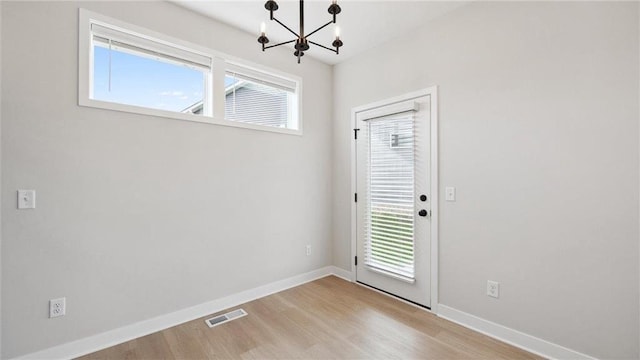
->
80;276;542;359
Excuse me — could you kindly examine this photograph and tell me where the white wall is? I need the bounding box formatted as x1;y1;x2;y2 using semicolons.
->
332;1;639;358
1;1;333;358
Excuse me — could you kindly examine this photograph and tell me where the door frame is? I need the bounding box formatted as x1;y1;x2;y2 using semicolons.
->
349;86;439;314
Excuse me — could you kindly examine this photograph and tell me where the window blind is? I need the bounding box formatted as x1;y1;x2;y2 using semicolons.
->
356;100;419;122
363;112;416;279
91;23;212;71
225;63;297;93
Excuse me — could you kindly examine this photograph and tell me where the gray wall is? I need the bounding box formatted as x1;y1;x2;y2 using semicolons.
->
1;1;333;358
332;2;639;358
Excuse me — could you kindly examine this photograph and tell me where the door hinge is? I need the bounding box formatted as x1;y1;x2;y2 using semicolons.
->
355;256;358;266
353;128;360;140
354;193;358;202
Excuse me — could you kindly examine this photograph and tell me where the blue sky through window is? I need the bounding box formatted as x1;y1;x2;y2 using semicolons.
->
93;46;205;113
225;75;239;88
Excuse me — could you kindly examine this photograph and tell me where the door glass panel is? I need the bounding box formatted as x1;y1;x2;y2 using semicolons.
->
364;114;415;279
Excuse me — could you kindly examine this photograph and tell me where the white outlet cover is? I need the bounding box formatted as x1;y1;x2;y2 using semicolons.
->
487;281;500;298
17;190;36;209
49;297;66;318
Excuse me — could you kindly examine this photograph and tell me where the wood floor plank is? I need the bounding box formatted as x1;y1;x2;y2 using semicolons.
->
129;333;175;360
79;276;543;360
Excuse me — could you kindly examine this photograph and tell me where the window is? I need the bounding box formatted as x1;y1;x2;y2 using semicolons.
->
79;9;302;135
91;24;212;116
365;114;415;279
224;65;298;129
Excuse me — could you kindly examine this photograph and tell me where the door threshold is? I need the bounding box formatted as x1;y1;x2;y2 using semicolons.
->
356;281;431;311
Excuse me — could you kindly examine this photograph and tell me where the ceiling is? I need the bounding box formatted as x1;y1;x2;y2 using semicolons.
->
171;1;469;65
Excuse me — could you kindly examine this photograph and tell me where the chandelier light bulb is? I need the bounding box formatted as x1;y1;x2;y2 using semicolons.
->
260;22;266;35
335;26;340;39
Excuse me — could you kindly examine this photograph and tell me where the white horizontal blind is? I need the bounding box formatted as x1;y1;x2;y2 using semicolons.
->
91;23;212;71
356;100;419;122
364;112;415;279
225;71;295;129
225;63;297;92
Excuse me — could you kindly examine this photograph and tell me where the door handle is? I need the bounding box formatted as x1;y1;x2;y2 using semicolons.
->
418;209;428;217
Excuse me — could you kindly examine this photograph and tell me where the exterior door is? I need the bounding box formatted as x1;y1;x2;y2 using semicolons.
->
355;95;431;307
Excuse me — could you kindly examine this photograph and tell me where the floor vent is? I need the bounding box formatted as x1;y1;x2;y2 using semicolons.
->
205;309;247;328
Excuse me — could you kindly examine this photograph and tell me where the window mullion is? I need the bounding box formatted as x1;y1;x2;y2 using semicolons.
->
213;57;226;120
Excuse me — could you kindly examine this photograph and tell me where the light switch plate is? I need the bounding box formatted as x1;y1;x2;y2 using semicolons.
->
17;190;36;209
445;187;456;202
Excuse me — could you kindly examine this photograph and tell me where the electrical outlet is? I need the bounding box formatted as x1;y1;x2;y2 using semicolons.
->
487;281;500;298
49;297;66;318
17;190;36;209
306;245;311;256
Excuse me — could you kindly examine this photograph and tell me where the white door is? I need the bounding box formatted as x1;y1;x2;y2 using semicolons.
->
355;95;431;307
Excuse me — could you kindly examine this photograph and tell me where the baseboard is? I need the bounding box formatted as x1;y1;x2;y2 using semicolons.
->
13;271;595;360
437;304;597;360
329;265;353;282
14;266;339;360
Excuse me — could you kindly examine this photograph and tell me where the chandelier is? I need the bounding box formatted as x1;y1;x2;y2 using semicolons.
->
257;0;343;64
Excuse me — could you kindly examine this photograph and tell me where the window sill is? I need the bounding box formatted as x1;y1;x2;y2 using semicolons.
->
79;98;303;136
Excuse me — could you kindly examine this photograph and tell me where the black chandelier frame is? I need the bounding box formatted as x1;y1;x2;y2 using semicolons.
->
257;0;343;64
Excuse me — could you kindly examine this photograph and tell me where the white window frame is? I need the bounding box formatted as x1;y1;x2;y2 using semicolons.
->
78;9;303;136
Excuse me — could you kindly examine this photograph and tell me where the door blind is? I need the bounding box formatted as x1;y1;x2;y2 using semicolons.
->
363;113;415;279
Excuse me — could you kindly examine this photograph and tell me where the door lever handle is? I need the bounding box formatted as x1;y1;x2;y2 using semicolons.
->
418;209;428;217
